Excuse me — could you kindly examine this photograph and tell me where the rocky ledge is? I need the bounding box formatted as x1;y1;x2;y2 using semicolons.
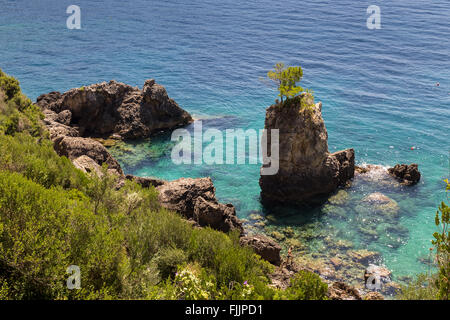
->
260;93;355;205
36;79;193;140
127;175;244;235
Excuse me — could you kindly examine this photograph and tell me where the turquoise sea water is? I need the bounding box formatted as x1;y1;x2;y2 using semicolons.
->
1;0;449;281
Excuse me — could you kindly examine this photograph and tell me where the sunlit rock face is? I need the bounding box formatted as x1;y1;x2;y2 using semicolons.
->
259;93;355;205
36;79;193;140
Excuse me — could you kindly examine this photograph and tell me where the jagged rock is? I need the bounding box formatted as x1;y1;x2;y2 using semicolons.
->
72;155;103;176
239;234;282;265
53;136;123;176
55;110;72;126
193;196;243;234
259;94;354;205
269;262;302;290
327;282;362;300
388;163;421;185
36;79;193;139
155;177;216;218
125;174;166;188
125;175;244;234
364;291;384;300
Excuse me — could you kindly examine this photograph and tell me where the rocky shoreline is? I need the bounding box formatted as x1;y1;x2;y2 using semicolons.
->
36;80;421;300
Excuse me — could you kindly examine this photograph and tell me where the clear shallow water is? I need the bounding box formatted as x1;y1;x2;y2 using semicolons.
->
1;0;449;281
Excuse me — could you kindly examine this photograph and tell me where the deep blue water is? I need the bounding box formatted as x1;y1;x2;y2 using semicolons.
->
1;0;449;281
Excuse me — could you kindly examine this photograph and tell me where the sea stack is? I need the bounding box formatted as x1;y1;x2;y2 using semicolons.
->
259;93;355;205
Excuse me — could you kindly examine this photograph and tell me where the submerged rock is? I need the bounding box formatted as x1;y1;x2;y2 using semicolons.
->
36;79;193;140
361;192;400;217
347;249;380;264
388;163;421;185
328;190;350;206
240;234;282;265
259;94;355;205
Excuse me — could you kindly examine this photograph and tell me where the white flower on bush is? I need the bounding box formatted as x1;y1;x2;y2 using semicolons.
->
174;267;214;300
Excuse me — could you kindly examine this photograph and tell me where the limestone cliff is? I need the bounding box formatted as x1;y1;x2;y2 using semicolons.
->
259;93;354;205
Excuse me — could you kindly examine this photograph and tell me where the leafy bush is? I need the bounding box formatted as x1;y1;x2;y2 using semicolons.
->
282;270;328;300
0;133;89;190
432;179;450;299
154;248;188;279
397;274;438;300
0;70;45;137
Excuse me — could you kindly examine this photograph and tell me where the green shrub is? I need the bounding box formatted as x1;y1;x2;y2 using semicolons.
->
0;133;89;190
282;270;328;300
432;179;450;300
0;70;45;137
397;274;438;300
154;248;188;279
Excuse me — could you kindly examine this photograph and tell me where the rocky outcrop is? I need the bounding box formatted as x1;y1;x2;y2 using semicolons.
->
36;79;193;140
36;79;192;183
388;163;421;185
137;177;245;234
327;282;362;300
53;136;123;176
156;177;216;218
364;291;384;300
259;94;355;205
239;234;282;265
125;174;166;188
193;196;244;234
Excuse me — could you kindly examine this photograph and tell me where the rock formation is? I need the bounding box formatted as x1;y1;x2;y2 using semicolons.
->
53;136;123;176
36;79;193;140
37;79;192;183
239;234;282;265
259;94;355;205
129;175;244;235
327;282;362;300
388;163;421;185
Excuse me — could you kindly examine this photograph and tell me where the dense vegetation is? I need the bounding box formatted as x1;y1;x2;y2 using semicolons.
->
0;69;329;300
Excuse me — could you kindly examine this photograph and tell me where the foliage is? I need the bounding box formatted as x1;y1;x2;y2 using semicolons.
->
0;133;89;190
282;270;328;300
432;179;450;299
397;274;438;300
267;63;303;102
0;70;45;137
